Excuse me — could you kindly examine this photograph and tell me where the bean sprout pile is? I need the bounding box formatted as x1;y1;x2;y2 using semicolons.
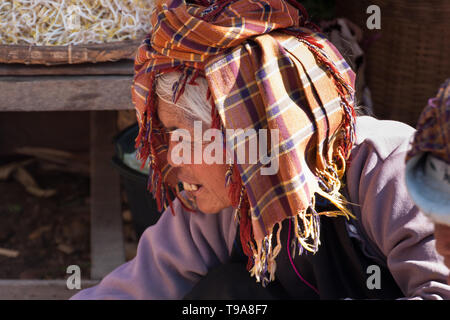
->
0;0;155;46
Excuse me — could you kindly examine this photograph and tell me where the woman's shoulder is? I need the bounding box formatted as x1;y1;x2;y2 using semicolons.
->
352;115;415;161
344;116;418;263
344;117;450;299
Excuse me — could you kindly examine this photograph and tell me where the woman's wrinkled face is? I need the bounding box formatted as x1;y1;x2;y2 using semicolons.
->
157;97;232;214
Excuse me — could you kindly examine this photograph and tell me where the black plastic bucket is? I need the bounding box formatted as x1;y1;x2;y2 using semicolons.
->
111;124;163;240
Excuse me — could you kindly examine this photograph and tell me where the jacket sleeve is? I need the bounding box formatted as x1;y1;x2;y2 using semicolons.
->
346;116;450;300
70;200;237;300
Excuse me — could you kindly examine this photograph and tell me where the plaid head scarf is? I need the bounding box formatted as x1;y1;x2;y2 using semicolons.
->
132;0;356;285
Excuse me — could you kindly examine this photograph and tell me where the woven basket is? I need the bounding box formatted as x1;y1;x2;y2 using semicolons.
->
335;0;450;126
0;37;144;66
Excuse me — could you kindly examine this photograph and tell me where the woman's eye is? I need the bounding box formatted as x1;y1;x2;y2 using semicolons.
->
167;126;178;132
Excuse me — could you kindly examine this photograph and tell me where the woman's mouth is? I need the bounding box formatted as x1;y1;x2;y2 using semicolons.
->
178;181;203;194
182;181;201;192
176;181;204;210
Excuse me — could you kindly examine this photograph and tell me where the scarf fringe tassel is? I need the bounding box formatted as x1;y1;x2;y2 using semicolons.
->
241;148;354;286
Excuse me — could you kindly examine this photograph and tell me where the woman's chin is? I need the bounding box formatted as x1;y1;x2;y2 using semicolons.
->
184;184;231;214
195;196;227;214
196;202;223;214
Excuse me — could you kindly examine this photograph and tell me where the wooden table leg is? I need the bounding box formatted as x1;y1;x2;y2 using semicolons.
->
89;110;125;280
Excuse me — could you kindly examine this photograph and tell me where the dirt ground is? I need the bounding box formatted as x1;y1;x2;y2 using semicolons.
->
0;158;137;280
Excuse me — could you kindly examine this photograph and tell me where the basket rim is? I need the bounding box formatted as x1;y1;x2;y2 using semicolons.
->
0;36;145;50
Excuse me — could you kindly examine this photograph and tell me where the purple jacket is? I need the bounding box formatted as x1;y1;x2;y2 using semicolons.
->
71;116;450;300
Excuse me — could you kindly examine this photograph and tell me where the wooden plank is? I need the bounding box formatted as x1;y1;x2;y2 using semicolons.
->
0;60;134;76
0;75;134;111
0;38;142;65
0;279;99;300
90;111;125;280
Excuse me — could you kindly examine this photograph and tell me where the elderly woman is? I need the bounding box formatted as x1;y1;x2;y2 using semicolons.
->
72;0;450;299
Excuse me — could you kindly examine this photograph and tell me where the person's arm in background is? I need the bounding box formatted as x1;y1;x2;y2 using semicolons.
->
70;199;237;299
346;116;450;299
435;224;450;284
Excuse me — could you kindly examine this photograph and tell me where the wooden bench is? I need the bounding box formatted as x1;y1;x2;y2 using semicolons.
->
0;60;136;298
